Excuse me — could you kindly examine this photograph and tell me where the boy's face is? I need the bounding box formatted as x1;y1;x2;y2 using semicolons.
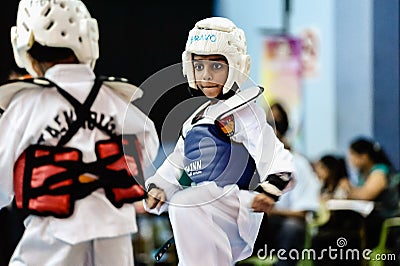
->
193;54;229;98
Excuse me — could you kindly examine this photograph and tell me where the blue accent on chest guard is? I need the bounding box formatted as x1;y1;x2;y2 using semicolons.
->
184;124;256;189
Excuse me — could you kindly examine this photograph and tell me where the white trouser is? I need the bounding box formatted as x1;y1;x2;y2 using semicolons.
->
10;216;134;266
168;182;262;266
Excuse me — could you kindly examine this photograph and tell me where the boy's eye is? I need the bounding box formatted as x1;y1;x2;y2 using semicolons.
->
212;62;224;69
193;63;204;71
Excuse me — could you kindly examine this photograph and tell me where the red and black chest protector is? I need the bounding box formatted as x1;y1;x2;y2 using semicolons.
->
13;77;147;218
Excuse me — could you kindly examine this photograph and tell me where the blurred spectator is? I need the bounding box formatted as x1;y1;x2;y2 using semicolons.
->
253;102;320;266
338;136;399;248
314;154;349;200
312;154;363;266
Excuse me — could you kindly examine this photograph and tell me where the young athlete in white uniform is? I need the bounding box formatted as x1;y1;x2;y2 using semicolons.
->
0;0;159;265
144;17;294;266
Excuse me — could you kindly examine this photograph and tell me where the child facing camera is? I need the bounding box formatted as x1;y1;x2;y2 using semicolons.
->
144;17;294;265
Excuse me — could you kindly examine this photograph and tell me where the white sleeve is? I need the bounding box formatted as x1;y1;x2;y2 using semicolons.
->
123;103;159;167
143;137;184;214
232;102;294;182
0;101;27;208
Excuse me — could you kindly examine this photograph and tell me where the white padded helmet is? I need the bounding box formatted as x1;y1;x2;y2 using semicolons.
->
182;17;251;95
11;0;99;76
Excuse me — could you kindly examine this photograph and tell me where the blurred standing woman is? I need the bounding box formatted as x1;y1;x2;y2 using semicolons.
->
339;137;399;248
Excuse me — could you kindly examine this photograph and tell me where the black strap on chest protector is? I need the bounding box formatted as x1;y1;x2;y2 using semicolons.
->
56;78;103;145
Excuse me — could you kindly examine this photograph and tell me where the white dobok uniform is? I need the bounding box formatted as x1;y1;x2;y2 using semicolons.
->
0;64;159;265
144;97;294;266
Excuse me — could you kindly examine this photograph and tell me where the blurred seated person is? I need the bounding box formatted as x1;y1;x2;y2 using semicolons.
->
338;136;399;248
314;154;349;200
312;154;366;266
253;102;320;266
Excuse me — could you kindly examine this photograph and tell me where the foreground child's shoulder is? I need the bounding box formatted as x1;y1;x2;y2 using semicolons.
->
234;101;265;120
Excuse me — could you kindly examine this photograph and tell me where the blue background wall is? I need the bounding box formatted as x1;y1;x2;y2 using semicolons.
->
373;0;400;170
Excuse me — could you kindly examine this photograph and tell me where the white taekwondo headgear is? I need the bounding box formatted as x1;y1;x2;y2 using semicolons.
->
11;0;99;77
182;17;251;95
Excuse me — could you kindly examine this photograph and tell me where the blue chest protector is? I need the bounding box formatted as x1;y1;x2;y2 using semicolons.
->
183;123;257;189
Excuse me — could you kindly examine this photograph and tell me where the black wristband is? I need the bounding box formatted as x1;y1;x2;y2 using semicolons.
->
266;173;291;190
254;172;292;202
255;185;280;202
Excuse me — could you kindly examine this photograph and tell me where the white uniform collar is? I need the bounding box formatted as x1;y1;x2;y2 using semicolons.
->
45;64;95;83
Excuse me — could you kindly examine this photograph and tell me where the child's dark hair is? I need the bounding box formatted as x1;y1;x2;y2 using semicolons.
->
319;154;348;193
28;42;78;63
270;102;289;137
350;137;393;168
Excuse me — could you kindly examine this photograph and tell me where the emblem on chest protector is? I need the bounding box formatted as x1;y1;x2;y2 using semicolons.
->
215;114;235;137
13;135;146;218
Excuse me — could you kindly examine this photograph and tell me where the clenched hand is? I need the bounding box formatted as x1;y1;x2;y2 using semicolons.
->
251;193;275;213
145;188;166;210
